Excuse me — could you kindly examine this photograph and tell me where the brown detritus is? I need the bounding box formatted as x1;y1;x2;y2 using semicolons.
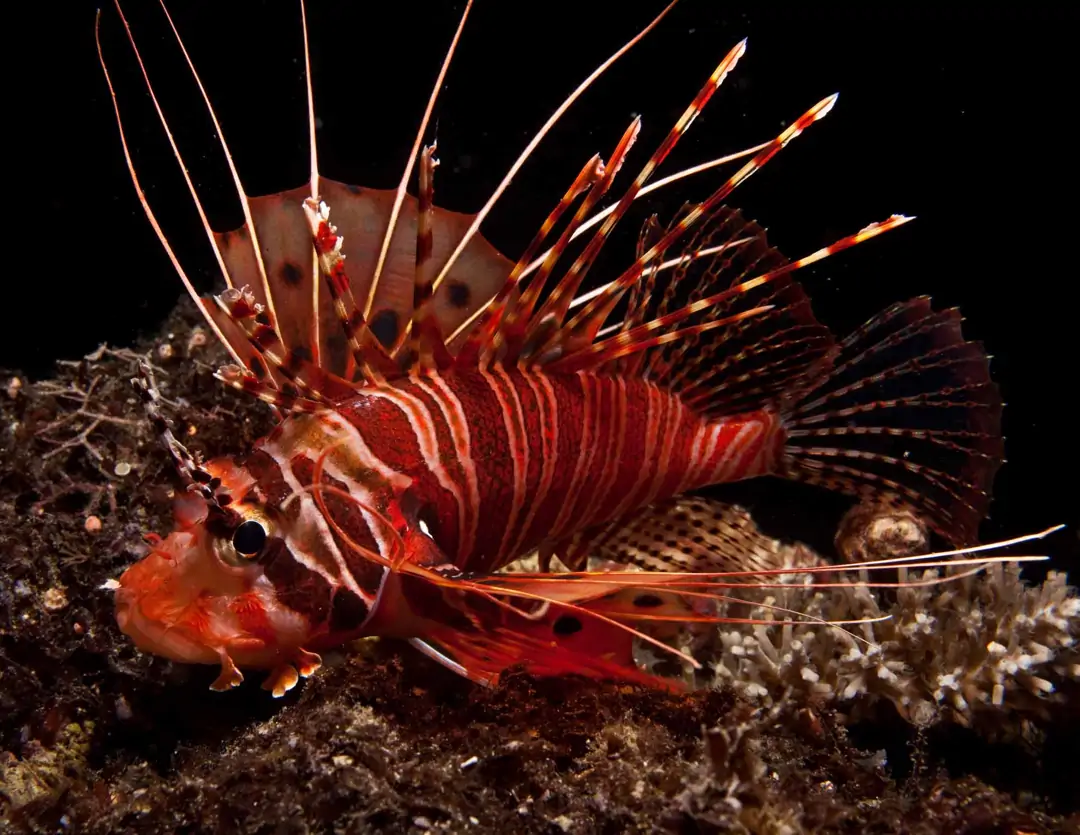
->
186;326;209;355
32;375;141;471
1;721;96;810
1;296;1078;833
31;471;119;519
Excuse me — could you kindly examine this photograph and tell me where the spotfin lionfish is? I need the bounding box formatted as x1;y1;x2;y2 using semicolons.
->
96;1;1053;698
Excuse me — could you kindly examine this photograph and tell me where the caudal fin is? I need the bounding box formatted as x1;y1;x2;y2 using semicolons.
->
779;297;1004;545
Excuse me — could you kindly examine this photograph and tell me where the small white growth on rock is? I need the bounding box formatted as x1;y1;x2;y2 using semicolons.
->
43;587;69;611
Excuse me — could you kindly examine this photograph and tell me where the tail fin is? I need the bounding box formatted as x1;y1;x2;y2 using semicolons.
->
779;297;1004;545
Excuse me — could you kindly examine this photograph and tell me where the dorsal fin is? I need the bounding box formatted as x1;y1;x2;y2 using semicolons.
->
105;1;908;409
213;179;514;379
452;55;846;375
101;0;787;394
101;1;515;387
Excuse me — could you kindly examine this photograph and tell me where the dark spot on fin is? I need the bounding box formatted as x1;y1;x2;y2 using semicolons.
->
553;615;583;636
447;280;471;310
289;345;314;367
633;594;664;608
281;261;303;287
396;346;418;370
370;309;400;348
249;355;267;380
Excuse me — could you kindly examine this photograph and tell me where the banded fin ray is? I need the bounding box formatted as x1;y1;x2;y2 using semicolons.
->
101;1;800;391
101;1;513;386
779;297;1005;545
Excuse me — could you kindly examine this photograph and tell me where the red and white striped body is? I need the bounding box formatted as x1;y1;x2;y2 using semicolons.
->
259;368;784;577
102;3;1005;696
114;366;783;685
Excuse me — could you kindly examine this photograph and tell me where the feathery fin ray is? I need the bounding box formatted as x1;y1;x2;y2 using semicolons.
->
101;3;1026;694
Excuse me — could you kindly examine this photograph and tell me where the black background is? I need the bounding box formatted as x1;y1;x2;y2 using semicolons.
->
9;1;1077;567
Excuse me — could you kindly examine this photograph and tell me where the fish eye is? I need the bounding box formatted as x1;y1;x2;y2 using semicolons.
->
232;519;268;558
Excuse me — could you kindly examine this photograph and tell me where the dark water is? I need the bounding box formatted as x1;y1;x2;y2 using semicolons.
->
2;4;1078;829
15;1;1074;565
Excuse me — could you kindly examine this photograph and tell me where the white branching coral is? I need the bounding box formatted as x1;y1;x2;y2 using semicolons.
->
702;563;1079;729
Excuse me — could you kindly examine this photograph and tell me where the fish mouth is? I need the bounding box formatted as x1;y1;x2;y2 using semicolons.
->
114;585;218;666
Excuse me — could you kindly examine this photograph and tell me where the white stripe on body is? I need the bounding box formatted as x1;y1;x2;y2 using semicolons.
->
364;379;469;555
262;433;371;601
414;373;482;559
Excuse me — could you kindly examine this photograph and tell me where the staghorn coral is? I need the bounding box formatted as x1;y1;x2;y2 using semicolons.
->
664;701;809;835
701;556;1079;731
581;499;1078;733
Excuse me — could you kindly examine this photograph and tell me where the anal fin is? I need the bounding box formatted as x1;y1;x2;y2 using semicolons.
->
419;609;678;691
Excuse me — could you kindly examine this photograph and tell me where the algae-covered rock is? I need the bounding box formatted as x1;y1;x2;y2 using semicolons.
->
2;298;1078;834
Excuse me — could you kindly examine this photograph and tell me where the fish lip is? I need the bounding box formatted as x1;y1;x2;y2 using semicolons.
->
113;583;217;666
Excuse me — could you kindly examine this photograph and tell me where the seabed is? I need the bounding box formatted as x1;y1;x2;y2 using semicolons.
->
2;298;1077;834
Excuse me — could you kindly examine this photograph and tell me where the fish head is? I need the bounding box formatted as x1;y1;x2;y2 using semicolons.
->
113;454;323;672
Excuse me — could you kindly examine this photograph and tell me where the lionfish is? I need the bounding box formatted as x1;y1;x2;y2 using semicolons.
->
97;1;1024;697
